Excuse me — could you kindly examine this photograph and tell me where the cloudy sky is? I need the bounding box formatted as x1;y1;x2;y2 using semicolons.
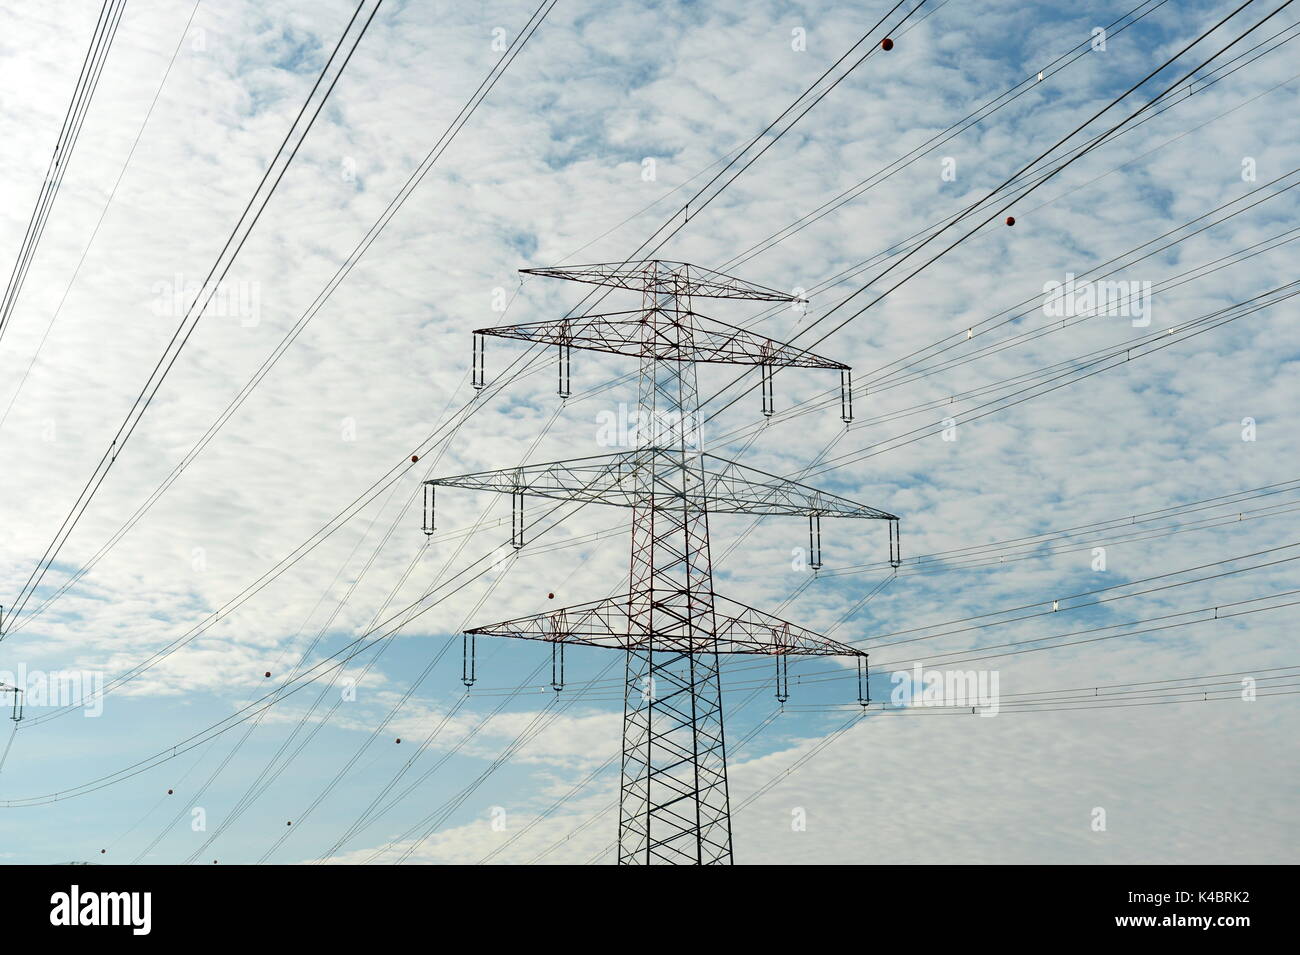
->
0;0;1296;864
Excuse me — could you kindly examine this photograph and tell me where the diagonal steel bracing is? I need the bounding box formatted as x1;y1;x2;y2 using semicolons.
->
427;259;899;864
428;449;897;519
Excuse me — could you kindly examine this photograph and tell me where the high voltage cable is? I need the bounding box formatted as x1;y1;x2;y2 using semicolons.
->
473;0;1175;420
383;695;568;864
724;56;1300;365
769;0;1300;361
847;159;1300;393
490;584;1300;703
0;0;127;348
8;0;932;732
579;668;1300;862
9;1;559;774
198;402;572;863
139;283;1300;836
3;0;386;632
561;7;1300;450
127;364;507;858
487;116;1300;467
12;0;1289;852
791;164;1300;400
796;281;1300;476
0;445;664;804
704;0;1294;421
314;473;1300;851
5;326;544;641
790;678;1300;713
345;480;1300;700
3;1;555;635
719;0;1174;272
714;241;1300;455
27;0;555;621
714;687;1300;850
555;0;951;266
499;0;935;344
466;492;1300;697
707;210;1300;449
4;0;561;718
841;479;1300;571
605;0;929;269
3;0;891;645
777;672;1300;713
341;664;583;863
132;454;438;863
852;543;1300;649
709;280;1298;497
10;328;557;726
357;0;1300;859
304;606;618;862
0;0;203;434
568;670;1298;863
710;550;1300;691
875;590;1300;670
695;0;1291;426
826;501;1300;581
728;590;1300;695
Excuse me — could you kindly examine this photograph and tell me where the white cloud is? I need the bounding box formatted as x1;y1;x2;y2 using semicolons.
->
0;0;1295;863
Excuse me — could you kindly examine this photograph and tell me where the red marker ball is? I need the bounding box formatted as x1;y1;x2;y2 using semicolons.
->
411;455;419;463
264;671;271;678
287;821;292;826
1005;216;1016;226
548;592;555;599
395;738;402;744
167;789;174;795
100;849;106;854
881;37;894;51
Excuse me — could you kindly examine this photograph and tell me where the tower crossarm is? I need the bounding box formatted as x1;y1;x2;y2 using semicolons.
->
465;591;865;657
699;453;895;518
427;448;895;519
520;260;803;301
476;309;847;369
432;257;901;863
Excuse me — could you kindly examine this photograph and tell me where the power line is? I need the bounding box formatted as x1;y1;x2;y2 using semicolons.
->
4;0;387;630
696;0;1292;426
12;1;1289;867
3;0;554;638
0;0;127;348
7;0;937;734
188;401;572;863
0;0;203;433
719;0;1174;272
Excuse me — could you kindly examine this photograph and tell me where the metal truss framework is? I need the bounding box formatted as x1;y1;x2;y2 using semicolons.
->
476;307;849;369
428;449;896;519
520;259;800;300
427;259;900;865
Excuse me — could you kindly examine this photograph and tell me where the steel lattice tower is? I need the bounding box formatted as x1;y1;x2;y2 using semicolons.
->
424;260;900;864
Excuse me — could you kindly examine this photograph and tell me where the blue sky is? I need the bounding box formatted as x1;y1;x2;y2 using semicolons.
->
0;0;1296;864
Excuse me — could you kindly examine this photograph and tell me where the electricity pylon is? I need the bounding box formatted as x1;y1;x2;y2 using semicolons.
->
424;260;900;864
